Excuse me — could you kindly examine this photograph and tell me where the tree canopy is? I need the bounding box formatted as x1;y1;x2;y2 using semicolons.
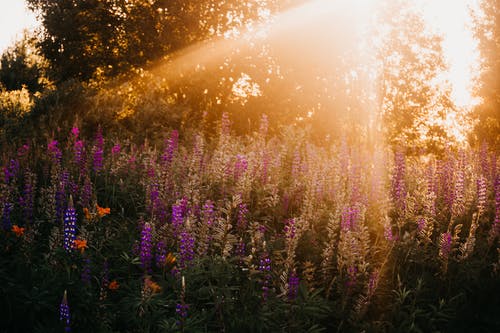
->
473;0;500;149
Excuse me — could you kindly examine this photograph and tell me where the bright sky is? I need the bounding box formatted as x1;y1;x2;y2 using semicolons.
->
421;0;480;108
0;0;38;53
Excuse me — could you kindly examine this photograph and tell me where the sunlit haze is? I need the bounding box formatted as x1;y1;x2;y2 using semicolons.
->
421;0;480;108
0;0;38;53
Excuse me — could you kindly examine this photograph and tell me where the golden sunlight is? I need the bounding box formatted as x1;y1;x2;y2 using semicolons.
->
420;0;480;109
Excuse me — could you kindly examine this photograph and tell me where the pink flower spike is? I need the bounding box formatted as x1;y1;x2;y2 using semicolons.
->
71;126;79;138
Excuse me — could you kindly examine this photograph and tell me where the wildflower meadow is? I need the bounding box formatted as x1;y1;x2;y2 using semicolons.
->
1;113;499;332
1;1;500;331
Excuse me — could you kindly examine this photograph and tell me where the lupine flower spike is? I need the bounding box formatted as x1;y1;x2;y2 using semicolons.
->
63;196;77;252
60;290;71;332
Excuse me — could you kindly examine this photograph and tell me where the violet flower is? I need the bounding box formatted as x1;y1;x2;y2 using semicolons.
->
237;203;248;232
48;140;62;164
439;232;452;259
2;202;13;231
59;290;71;332
202;200;215;226
179;231;195;269
111;143;121;156
162;130;179;165
63;197;77;252
156;240;167;268
259;253;271;301
140;222;153;272
288;270;299;300
171;203;184;237
74;140;85;166
284;218;296;240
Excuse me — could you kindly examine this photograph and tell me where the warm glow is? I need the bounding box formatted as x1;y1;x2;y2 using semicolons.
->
0;0;38;53
420;0;480;109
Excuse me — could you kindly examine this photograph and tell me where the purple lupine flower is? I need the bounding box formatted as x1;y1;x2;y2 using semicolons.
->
2;202;13;231
284;218;296;240
453;168;465;217
234;154;248;180
48;140;62;164
237;202;248;232
149;182;160;216
439;232;452;259
384;222;394;241
259;253;271;301
111;143;121;156
426;163;437;196
162;130;179;165
235;240;246;258
171;203;184;237
60;290;71;332
346;266;357;288
202;200;215;226
71;126;79;139
140;222;153;272
480;142;490;180
368;270;379;296
74;140;85;166
258;255;271;272
179;231;195;269
490;176;500;241
156;240;167;268
417;217;426;232
92;127;104;173
288;270;299;300
81;258;92;284
341;206;359;231
261;151;269;183
391;149;406;211
147;167;155;179
63;197;77;252
17;144;29;158
61;170;70;188
4;159;20;183
176;302;189;319
180;197;189;216
477;175;487;213
80;177;92;209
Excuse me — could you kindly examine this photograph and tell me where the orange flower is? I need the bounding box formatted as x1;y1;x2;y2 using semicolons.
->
11;225;25;237
145;278;162;294
108;280;119;290
165;252;176;265
96;204;110;217
83;207;92;220
74;239;88;253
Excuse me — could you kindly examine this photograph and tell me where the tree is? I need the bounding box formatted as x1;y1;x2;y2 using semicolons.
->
27;0;277;82
0;31;49;93
375;0;455;153
473;0;500;149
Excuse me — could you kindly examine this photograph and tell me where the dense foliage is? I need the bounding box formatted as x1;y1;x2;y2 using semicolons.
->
1;114;499;332
473;0;500;148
